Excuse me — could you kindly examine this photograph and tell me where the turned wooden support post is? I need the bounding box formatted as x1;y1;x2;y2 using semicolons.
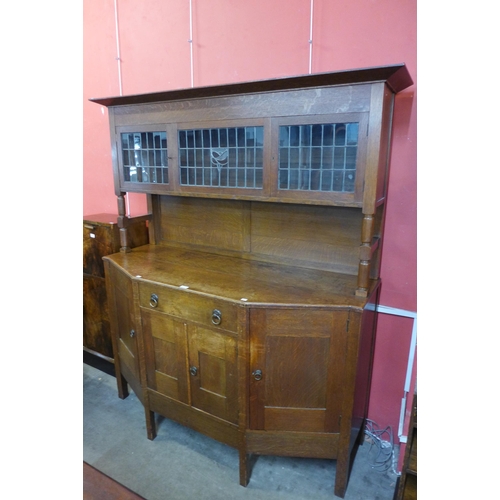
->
356;214;374;297
117;194;131;253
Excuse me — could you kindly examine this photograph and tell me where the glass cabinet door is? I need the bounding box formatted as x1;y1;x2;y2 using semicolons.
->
120;130;169;185
178;126;264;189
278;122;359;193
273;113;368;204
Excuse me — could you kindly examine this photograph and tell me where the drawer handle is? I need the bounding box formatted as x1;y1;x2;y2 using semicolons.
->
150;293;159;308
130;329;135;338
211;309;222;325
189;366;198;376
252;369;263;381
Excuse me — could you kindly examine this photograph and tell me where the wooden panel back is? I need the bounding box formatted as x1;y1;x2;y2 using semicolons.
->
159;196;250;252
155;195;362;274
250;202;361;274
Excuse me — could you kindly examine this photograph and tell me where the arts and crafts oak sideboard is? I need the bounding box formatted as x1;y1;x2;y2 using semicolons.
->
90;63;412;498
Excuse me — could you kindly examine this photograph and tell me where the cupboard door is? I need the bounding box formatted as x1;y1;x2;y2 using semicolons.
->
188;325;238;424
105;263;147;401
249;308;348;433
141;310;189;405
109;267;140;382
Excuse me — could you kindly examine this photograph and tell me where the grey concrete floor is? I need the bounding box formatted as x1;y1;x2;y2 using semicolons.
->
83;362;399;500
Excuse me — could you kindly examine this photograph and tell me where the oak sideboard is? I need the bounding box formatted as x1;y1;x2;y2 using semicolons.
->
90;63;412;497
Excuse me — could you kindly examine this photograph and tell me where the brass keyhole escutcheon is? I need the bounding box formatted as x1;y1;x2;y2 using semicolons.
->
252;369;262;381
150;293;159;308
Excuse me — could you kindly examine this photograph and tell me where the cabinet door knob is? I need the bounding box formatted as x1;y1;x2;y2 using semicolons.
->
130;329;135;338
252;369;263;381
150;293;159;308
189;366;198;376
211;309;222;325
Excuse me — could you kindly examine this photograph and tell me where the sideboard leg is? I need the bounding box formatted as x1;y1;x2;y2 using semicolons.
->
334;451;349;499
145;408;157;441
238;449;250;487
116;374;129;400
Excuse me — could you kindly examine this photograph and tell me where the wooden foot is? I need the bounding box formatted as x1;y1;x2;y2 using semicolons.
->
117;374;129;400
239;450;250;487
334;469;348;498
334;452;350;498
146;409;157;441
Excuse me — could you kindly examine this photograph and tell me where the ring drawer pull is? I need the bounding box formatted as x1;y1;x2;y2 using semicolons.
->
150;293;159;308
252;369;263;381
211;309;222;325
130;329;135;338
189;366;198;376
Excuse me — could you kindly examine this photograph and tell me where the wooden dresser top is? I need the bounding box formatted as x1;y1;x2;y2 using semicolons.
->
104;245;378;309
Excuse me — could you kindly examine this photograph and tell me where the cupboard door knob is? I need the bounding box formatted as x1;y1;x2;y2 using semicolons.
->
150;293;159;308
211;309;222;325
189;366;198;376
130;329;135;338
252;369;263;381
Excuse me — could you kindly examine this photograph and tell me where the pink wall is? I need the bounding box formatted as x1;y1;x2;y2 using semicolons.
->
84;0;417;463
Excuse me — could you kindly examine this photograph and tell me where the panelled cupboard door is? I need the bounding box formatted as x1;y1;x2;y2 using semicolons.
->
141;309;239;425
109;266;140;382
141;309;190;405
249;308;349;433
188;325;238;424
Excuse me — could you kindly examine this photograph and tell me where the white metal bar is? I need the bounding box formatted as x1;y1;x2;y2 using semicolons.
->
376;304;417;319
189;0;194;88
398;395;407;440
308;0;314;74
113;0;123;96
404;316;417;392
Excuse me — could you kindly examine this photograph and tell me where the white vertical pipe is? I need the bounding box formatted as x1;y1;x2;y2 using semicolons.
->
113;0;123;96
404;316;417;393
308;0;314;74
189;0;194;87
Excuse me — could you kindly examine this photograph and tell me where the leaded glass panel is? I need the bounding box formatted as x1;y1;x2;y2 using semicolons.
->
179;127;264;188
121;132;168;184
278;123;358;192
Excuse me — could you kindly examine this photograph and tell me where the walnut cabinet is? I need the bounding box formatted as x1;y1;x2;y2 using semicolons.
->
83;213;148;362
93;64;412;498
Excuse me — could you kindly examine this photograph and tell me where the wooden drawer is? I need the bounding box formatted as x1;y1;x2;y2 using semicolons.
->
138;281;238;333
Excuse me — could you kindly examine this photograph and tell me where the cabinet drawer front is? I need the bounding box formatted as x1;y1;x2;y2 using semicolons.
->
138;282;238;332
